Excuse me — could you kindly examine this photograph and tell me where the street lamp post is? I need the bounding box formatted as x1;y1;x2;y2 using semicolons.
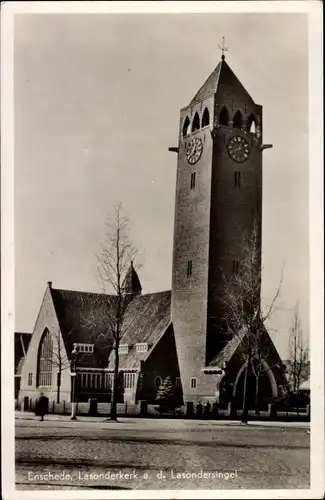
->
70;343;80;420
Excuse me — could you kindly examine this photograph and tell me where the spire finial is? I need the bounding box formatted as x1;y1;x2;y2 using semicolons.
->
218;36;228;60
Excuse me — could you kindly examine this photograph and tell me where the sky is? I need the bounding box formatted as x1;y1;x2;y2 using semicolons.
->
14;12;309;358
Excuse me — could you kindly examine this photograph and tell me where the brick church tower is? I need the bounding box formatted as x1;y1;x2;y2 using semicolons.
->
171;50;268;403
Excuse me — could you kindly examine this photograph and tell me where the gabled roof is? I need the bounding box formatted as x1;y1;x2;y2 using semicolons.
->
107;291;171;371
50;288;117;369
190;58;255;105
14;332;32;372
208;329;246;368
207;325;284;370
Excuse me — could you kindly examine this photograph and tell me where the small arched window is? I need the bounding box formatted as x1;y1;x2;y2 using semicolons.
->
154;376;162;388
182;116;190;137
247;114;256;133
201;107;210;128
233;110;243;130
37;329;53;387
219;107;229;126
192;112;200;132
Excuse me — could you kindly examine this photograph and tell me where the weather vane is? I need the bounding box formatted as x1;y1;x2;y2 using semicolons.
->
218;36;228;60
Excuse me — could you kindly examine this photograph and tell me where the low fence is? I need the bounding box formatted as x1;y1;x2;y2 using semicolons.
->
16;397;310;421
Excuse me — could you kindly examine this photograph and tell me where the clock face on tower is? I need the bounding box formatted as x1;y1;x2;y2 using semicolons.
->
186;137;203;165
227;135;250;163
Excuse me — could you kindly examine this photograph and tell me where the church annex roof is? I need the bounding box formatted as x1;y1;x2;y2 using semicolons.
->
190;58;255;105
50;288;117;369
49;286;171;371
107;290;171;371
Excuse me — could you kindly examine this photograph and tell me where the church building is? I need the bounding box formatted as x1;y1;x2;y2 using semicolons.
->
18;49;287;411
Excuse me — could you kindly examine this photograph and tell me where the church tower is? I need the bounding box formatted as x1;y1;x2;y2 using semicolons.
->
171;49;266;403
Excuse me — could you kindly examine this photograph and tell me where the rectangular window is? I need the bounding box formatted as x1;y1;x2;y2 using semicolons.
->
232;259;240;274
28;373;33;386
136;343;148;353
118;344;129;355
190;377;197;389
176;377;181;388
190;172;196;189
105;373;113;389
75;343;94;354
234;170;242;188
124;372;136;389
187;260;192;277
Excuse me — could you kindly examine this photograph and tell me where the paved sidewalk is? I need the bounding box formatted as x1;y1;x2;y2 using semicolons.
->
15;411;310;429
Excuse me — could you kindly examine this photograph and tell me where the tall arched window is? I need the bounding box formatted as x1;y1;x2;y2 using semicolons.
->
219;107;229;126
192;112;200;132
37;329;53;387
247;114;256;133
182;116;190;137
233;110;243;130
201;107;210;128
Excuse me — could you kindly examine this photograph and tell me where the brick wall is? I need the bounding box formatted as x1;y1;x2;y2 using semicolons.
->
19;285;71;404
172;66;265;403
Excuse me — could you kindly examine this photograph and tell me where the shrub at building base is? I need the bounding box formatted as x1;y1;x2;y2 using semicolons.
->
155;376;176;413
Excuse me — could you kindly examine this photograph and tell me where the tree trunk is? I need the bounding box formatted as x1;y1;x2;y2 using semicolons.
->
111;345;119;421
254;376;260;416
241;362;249;423
56;370;61;404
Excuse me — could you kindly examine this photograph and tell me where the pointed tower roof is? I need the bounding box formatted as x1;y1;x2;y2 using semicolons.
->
122;261;142;296
190;56;255;105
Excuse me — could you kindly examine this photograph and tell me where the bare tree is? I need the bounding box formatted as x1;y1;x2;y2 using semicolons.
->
222;222;283;422
287;304;309;397
87;202;138;421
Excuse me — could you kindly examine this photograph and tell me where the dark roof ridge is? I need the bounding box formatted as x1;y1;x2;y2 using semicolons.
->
136;290;171;297
51;287;171;298
51;287;114;299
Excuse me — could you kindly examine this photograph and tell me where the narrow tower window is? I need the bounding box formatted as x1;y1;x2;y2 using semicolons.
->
187;260;193;277
247;114;256;133
234;170;241;188
192;112;200;132
201;107;210;128
233;110;243;130
219;107;229;126
190;172;196;189
182;116;191;137
190;377;197;389
232;259;240;274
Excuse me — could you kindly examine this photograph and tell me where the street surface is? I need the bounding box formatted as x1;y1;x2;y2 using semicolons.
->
15;412;310;490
